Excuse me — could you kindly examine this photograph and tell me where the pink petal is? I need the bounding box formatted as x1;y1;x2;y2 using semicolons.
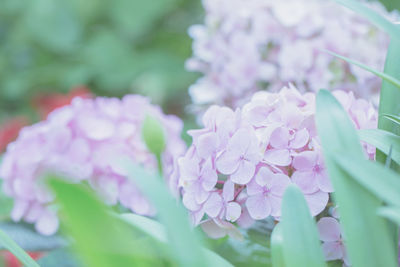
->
316;170;334;193
182;192;201;211
269;173;291;196
200;219;227;239
237;207;255;228
269;127;290;149
230;160;256;185
269;194;284;217
226;202;242;222
204;193;223;218
35;210;59;236
78;115;115;141
317;217;341;242
201;159;218;191
246;178;264;196
216;151;240;175
228;128;251;155
293;151;318;171
255;167;275;187
264;149;291;166
304;191;329;216
246;194;271;220
178;157;200;183
321;242;343;261
196;132;218;158
290;128;310;149
291;171;319;194
222;180;235;202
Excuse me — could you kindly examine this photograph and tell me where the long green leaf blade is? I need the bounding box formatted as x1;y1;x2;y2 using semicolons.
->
333;154;400;207
324;50;400;90
316;90;397;267
0;229;40;267
378;207;400;225
48;178;165;267
358;129;400;165
334;0;400;39
281;185;326;267
123;163;220;267
382;114;400;127
270;223;285;267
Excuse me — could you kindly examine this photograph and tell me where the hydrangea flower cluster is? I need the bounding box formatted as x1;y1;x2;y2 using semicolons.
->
177;86;377;236
0;95;185;235
187;0;397;110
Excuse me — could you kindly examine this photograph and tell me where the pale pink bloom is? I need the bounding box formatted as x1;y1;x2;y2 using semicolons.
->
317;217;350;266
0;95;185;235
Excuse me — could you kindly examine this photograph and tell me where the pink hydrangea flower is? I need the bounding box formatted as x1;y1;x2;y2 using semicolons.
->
176;86;377;237
187;0;397;112
0;95;185;235
317;217;350;266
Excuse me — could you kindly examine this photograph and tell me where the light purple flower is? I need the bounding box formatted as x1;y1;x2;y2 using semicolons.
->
0;95;186;235
246;167;291;219
217;128;261;184
317;217;350;266
177;86;377;237
187;0;397;113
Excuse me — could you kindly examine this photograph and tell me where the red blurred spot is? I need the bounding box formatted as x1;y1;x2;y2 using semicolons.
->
1;251;43;267
0;117;29;152
33;86;92;119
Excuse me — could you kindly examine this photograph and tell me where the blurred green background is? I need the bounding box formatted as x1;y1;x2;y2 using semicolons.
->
0;0;202;124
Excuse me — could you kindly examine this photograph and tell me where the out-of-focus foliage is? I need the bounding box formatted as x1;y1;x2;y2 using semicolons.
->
0;0;201;121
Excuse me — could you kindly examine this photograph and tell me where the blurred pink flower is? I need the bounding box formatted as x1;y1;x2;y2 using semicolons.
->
187;0;397;113
0;95;185;235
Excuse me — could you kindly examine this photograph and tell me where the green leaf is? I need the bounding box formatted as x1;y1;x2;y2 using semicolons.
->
280;185;326;267
382;114;400;127
123;163;224;267
358;129;400;165
48;178;168;267
324;50;400;90
378;37;400;152
270;223;285;267
316;90;398;267
378;207;400;225
141;115;166;172
37;249;82;267
333;0;400;39
120;213;234;267
333;154;400;207
0;228;40;267
0;223;67;251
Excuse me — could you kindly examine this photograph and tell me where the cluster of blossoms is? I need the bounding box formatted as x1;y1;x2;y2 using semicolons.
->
177;86;377;238
187;0;397;111
0;95;185;235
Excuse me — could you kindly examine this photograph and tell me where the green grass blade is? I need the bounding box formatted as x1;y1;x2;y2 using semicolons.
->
281;185;326;267
333;154;400;207
323;50;400;90
316;90;398;267
378;38;400;150
120;213;233;267
0;229;40;267
378;207;400;225
270;223;285;267
382;114;400;127
358;129;400;165
333;0;400;39
123;163;220;267
48;178;166;267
